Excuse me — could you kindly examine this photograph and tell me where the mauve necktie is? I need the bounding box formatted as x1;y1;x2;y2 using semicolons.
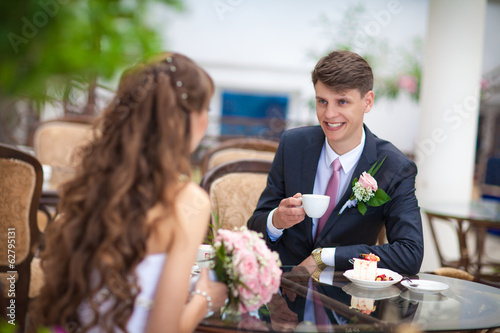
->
313;283;329;326
315;158;342;241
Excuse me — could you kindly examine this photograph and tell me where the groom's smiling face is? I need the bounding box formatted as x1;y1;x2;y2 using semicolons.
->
315;80;374;155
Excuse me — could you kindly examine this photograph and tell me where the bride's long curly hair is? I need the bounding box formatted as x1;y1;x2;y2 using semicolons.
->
31;52;213;332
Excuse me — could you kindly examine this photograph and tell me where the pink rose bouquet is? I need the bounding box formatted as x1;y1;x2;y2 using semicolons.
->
341;157;391;215
212;227;282;314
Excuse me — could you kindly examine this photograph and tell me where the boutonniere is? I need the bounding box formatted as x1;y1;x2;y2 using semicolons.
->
339;156;391;215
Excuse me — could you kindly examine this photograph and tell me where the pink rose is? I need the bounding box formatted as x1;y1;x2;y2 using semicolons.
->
259;266;272;286
213;227;282;314
240;279;258;299
253;241;272;262
398;75;418;94
237;252;259;280
481;78;489;90
358;172;378;192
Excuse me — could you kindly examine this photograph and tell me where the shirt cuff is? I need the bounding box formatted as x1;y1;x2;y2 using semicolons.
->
319;266;335;285
266;208;283;242
321;247;336;267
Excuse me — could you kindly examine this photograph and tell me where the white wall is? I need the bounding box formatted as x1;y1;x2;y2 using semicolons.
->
482;0;500;107
483;0;500;74
149;0;428;153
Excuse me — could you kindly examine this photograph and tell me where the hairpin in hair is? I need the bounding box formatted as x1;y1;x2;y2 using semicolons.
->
163;55;189;100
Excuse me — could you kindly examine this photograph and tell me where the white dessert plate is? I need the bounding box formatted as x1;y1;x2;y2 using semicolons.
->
343;283;400;299
400;279;449;293
343;268;402;289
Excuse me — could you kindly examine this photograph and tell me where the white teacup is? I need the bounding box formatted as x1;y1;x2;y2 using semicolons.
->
299;194;330;218
196;244;215;268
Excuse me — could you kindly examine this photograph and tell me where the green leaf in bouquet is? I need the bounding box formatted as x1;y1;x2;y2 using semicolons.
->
367;188;391;207
213;242;229;283
206;212;220;245
358;201;367;215
367;156;387;176
351;177;358;187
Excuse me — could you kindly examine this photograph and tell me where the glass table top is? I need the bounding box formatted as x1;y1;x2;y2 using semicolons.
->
422;199;500;223
197;267;500;332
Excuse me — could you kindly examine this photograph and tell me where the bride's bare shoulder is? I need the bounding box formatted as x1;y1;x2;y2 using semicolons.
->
176;181;211;217
177;181;209;203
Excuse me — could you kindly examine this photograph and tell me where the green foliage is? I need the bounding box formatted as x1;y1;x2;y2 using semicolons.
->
0;319;51;333
0;0;183;102
0;320;16;333
367;156;387;176
212;242;229;283
357;201;367;215
206;212;221;244
309;4;423;102
366;188;390;207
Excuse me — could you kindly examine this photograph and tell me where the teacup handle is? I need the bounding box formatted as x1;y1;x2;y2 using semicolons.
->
297;196;303;208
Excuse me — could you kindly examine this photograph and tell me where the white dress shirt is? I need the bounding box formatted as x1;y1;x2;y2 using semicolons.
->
266;129;366;267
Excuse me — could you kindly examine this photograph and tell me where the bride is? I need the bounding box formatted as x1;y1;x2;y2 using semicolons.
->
31;52;228;333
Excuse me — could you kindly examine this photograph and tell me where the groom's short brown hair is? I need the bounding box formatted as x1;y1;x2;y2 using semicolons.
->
311;50;373;96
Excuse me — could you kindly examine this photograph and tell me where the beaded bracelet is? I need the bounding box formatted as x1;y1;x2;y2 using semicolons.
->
191;289;213;315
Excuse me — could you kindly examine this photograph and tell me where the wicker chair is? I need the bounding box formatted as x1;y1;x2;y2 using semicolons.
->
30;115;94;190
200;159;272;234
200;138;278;175
0;143;44;331
431;267;474;281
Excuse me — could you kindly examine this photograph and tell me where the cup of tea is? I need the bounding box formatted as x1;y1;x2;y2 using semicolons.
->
196;244;215;268
299;194;330;218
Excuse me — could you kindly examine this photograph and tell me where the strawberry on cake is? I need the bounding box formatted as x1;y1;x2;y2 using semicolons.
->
352;253;380;281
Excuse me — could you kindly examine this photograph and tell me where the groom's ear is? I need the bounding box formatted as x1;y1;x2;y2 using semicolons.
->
363;91;374;113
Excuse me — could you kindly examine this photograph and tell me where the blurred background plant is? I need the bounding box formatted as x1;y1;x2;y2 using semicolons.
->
0;0;183;145
307;4;422;103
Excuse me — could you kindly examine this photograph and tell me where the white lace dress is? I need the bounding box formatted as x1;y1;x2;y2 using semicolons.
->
78;253;166;333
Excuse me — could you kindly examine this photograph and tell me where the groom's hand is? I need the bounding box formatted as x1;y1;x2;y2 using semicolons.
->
272;193;306;229
298;255;317;274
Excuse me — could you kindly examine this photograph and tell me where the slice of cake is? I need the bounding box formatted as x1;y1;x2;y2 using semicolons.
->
352;253;380;281
350;296;376;314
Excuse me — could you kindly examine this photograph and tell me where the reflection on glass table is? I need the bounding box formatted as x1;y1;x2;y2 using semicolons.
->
195;266;500;333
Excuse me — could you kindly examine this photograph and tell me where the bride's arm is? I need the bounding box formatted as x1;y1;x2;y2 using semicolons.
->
146;183;227;333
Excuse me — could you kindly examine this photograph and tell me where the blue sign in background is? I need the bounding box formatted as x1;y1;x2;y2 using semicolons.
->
221;90;288;138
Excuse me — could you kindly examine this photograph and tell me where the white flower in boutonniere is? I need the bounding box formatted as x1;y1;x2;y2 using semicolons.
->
339;157;391;216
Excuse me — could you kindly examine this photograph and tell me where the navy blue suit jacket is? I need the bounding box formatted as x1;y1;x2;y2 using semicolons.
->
247;125;424;275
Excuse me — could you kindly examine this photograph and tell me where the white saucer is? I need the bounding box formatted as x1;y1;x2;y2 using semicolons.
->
400;290;448;302
191;264;200;274
343;268;402;289
400;279;449;293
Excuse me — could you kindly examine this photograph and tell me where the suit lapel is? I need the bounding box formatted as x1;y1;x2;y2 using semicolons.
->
315;125;379;245
302;126;325;246
301;126;325;193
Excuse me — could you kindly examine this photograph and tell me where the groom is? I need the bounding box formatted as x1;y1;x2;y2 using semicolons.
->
247;50;423;275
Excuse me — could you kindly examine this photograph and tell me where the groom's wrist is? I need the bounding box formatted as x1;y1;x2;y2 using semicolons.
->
312;248;326;267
